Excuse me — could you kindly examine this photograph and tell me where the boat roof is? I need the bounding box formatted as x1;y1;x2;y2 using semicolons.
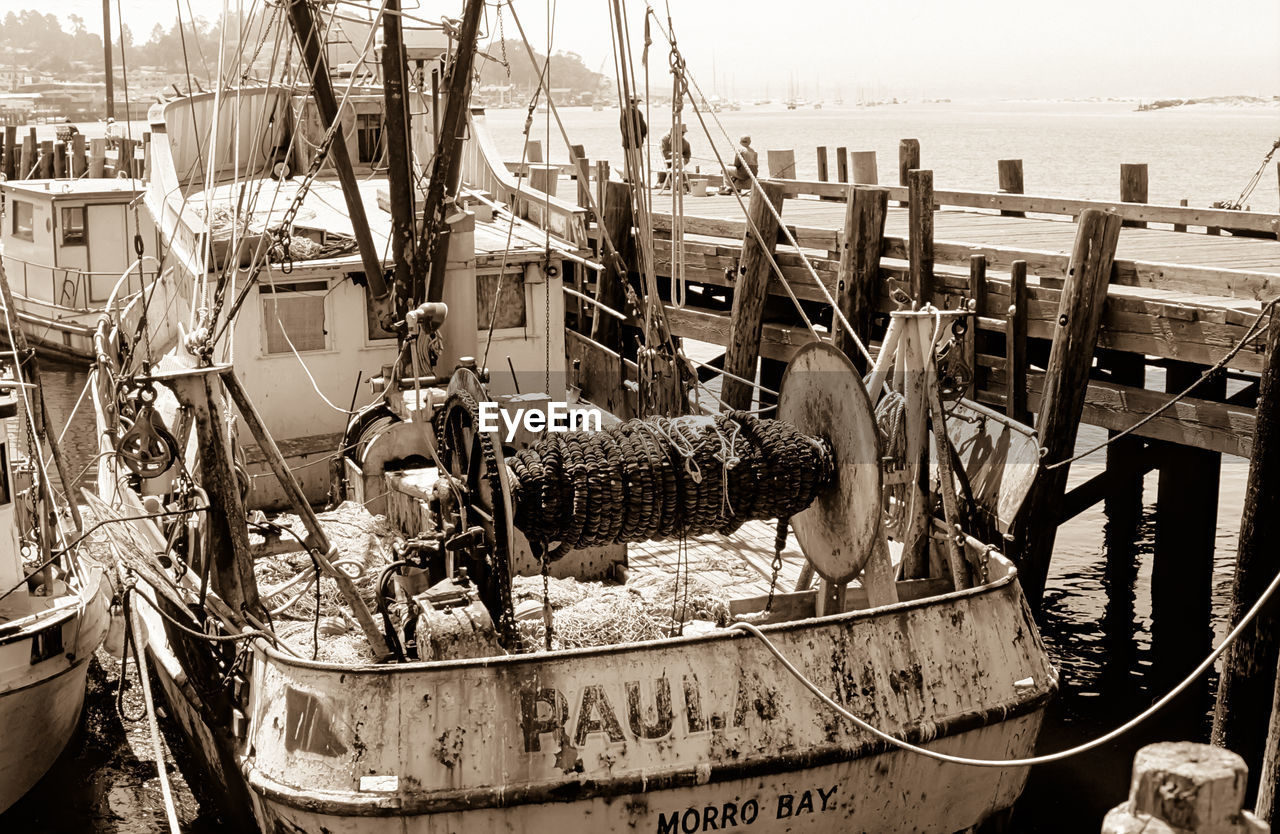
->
2;178;145;199
177;174;580;267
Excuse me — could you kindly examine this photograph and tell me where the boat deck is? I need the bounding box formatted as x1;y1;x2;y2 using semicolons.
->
626;518;810;599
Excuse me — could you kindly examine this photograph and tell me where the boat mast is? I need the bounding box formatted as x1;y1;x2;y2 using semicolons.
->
283;0;391;308
381;0;415;311
102;0;115;120
414;0;485;310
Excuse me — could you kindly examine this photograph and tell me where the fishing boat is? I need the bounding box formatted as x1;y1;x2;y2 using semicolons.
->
0;378;111;814
83;1;1056;831
0;177;155;362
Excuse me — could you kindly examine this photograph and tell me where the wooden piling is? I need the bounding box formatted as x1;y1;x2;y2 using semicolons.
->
766;149;796;179
526;139;543;163
1016;209;1122;608
721;181;785;411
20;131;35;178
71;132;86;178
834;185;889;373
594;159;610;219
37;140;53;178
851;150;877;185
816;146;829;181
1102;350;1147;538
1174;198;1188;233
1151;361;1224;707
1213;310;1280;806
593;179;633;352
998;159;1025;217
89;138;106;177
1102;743;1267;833
52;140;65;178
907;169;934;306
965;255;986;400
528;164;557;196
1;125;14;179
1005;260;1029;423
571;143;591;215
898;139;919;205
835;146;848;183
1121;163;1149;228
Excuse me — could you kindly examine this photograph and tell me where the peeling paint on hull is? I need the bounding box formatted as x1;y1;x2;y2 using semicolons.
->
141;556;1055;833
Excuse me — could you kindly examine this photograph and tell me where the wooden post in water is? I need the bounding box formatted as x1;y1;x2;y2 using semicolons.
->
721;181;785;411
528;164;557;196
1016;209;1122;608
20;131;35;178
1121;162;1148;228
835;146;848;183
998;159;1025;217
1005;260;1029;423
52;141;65;178
89;138;106;177
1102;349;1147;542
907;169;934;307
851;151;878;185
71;133;86;178
526;139;543;163
898;138;919;206
1;125;14;179
834;185;889;374
1174;198;1189;233
1151;361;1224;719
594;159;610;218
766;149;796;179
816;146;829;181
1214;310;1280;807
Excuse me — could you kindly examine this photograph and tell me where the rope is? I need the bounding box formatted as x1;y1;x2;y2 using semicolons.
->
1043;297;1278;470
730;537;1280;767
507;412;832;551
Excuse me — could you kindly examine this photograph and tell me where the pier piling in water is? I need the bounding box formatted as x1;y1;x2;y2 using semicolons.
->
1214;309;1280;810
1016;208;1123;608
1;125;14;178
1121;163;1149;228
766;149;796;179
851;150;878;184
907;169;934;304
834;185;889;373
898;139;919;205
835;146;848;183
816;146;829;181
1005;260;1029;423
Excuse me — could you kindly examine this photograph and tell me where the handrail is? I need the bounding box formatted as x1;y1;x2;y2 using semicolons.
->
771;178;1280;237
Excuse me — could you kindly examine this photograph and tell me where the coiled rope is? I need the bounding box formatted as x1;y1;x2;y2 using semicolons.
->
507;413;833;551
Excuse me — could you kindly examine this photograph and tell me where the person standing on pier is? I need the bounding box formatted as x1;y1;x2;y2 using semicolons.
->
620;95;647;186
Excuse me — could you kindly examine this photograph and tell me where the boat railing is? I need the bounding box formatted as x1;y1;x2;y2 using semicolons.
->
463;107;589;249
0;254;160;313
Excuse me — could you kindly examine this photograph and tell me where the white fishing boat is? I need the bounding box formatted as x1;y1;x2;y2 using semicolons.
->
0;382;111;814
83;1;1057;831
0;177;155;362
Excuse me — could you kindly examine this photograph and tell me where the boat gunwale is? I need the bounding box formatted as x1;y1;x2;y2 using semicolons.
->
239;684;1051;817
245;554;1025;674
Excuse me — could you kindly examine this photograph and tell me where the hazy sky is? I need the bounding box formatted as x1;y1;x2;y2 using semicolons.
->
7;0;1279;99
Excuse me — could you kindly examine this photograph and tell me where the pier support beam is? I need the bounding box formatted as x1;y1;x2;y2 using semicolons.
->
851;151;877;185
816;146;828;181
835;146;848;183
898;139;919;206
1122;163;1149;228
593;179;633;353
722;181;785;411
1017;209;1122;609
834;185;889;374
907;169;934;306
1103;351;1147;537
1214;311;1280;808
1151;362;1224;723
998;159;1025;217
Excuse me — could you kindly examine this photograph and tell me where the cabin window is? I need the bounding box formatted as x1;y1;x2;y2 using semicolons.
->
60;206;86;245
356;113;383;164
261;280;329;354
11;200;33;242
476;271;528;331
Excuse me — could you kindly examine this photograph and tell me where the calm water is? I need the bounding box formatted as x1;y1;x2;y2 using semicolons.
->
4;99;1278;832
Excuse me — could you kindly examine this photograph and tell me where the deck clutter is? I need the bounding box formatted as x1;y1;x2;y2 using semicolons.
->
0;0;1277;830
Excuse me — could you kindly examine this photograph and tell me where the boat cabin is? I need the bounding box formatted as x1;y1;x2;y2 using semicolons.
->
0;178;156;312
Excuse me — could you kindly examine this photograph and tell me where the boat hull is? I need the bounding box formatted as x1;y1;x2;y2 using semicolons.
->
0;569;110;814
138;556;1053;833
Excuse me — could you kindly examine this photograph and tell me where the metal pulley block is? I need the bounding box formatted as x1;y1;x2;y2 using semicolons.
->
117;384;181;479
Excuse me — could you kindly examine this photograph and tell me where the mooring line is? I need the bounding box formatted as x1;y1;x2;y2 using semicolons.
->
731;551;1280;768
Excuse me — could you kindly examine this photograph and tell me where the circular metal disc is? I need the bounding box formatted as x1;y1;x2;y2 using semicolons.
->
444;368;516;574
778;342;882;584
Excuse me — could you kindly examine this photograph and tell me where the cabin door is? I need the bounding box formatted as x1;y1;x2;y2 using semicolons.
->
86;204;142;303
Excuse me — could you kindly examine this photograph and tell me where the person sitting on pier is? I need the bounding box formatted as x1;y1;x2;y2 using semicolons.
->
104;116;120;149
659;124;692;193
724;135;759;194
